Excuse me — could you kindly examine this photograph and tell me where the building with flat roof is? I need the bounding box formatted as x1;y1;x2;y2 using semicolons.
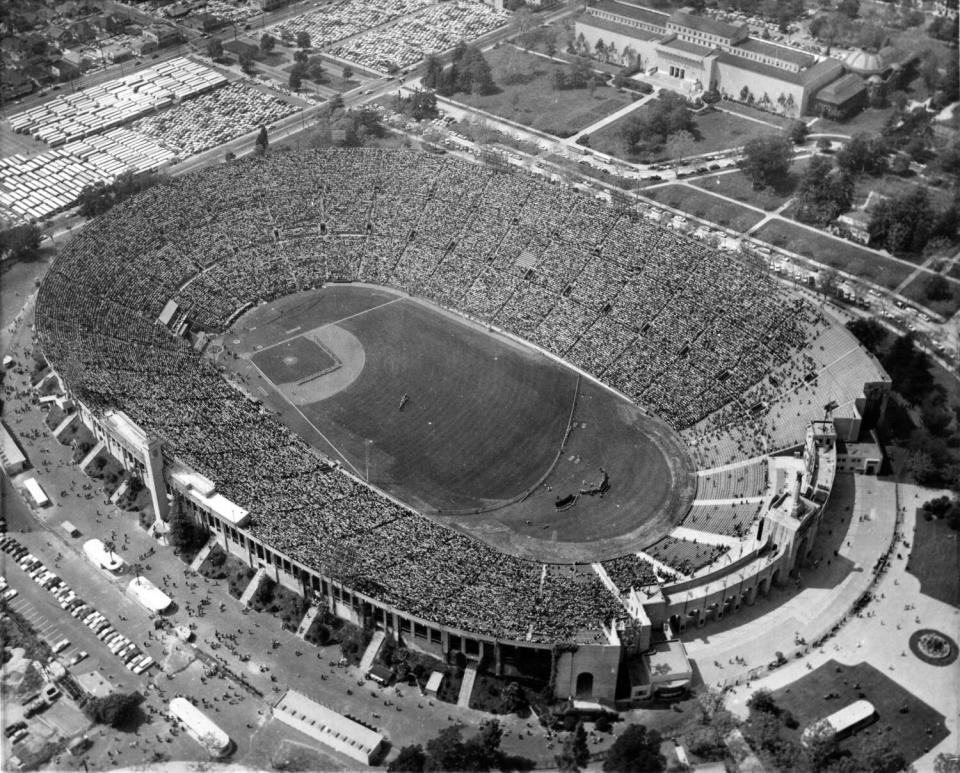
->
274;690;384;765
0;420;27;475
574;1;847;115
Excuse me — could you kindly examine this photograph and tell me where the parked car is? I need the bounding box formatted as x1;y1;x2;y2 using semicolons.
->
68;651;88;666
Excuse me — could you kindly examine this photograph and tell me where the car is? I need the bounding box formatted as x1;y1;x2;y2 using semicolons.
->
1;588;17;601
108;637;126;652
82;612;98;624
23;697;47;718
120;648;139;664
18;554;38;568
70;604;89;617
4;721;27;738
126;654;146;670
10;728;29;743
42;684;60;702
132;656;154;674
97;627;116;640
68;650;88;665
52;638;70;654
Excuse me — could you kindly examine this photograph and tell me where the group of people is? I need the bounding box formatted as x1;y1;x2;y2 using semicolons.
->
36;149;828;646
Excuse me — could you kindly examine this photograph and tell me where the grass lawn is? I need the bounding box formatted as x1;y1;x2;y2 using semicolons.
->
898;272;960;318
907;511;960;608
753;219;914;289
454;46;633;138
642;184;765;232
716;100;795;129
590;104;778;163
769;660;949;766
691;157;810;211
812;105;896;137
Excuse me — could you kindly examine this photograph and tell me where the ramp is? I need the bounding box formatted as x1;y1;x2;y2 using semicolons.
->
297;605;322;638
359;630;386;675
78;440;106;472
239;567;268;608
52;412;79;440
189;534;221;573
457;665;478;709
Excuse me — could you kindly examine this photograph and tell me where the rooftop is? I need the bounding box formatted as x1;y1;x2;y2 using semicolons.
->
657;36;716;57
734;37;815;67
575;12;662;42
815;72;867;105
715;51;843;86
589;0;669;27
668;10;747;39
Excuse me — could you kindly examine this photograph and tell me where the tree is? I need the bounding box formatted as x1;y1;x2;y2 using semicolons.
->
306;55;325;82
837;0;859;17
83;692;142;728
255;125;269;154
935;753;960;773
836;134;888;176
794;155;853;226
569;722;590;769
621;91;694;154
296;30;310;49
924;274;952;302
453;44;495;95
389;745;427;772
293;48;308;65
0;223;43;263
342;64;353;80
238;50;254;74
260;33;275;54
206;37;223;60
739;135;793;190
787;119;808;144
603;724;665;773
747;688;778;715
423;54;444;90
289;65;303;91
869;187;937;253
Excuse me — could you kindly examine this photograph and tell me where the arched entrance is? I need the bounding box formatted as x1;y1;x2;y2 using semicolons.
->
575;672;594;699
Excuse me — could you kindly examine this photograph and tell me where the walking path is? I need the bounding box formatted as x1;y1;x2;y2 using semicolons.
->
721;482;959;771
457;664;478;708
683;474;897;687
566;88;660;144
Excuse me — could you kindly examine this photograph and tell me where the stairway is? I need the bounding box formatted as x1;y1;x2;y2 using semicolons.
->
457;665;478;709
239;567;268;607
359;630;386;675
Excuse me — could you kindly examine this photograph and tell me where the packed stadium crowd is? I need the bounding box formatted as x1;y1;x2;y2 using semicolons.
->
37;150;829;643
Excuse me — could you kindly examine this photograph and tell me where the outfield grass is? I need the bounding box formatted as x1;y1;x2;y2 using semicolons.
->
753;219;915;290
589;104;779;162
770;660;949;765
642;184;765;232
455;46;633;138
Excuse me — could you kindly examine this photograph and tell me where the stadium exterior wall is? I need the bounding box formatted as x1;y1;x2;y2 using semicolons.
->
53;372;847;705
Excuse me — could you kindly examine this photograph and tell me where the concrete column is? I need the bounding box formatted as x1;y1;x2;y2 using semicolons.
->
494;642;503;676
746;585;758;605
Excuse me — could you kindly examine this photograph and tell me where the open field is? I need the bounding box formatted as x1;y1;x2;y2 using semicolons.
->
642;184;765;232
753;219;915;289
455;46;633;138
769;660;949;766
224;285;695;561
589;103;777;162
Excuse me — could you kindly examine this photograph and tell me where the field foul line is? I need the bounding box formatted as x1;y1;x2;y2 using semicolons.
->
245;358;365;480
252;296;404;355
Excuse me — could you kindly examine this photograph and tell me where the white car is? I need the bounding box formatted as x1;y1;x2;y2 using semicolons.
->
68;651;88;666
132;656;154;674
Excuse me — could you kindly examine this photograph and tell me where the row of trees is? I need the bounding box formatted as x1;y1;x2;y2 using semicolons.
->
387;720;533;772
77;170;168;218
0;223;42;263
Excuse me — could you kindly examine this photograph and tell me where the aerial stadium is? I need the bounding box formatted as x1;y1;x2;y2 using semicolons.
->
35;149;890;705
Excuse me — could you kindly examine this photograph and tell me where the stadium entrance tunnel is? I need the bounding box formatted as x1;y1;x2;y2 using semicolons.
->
214;285;698;564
